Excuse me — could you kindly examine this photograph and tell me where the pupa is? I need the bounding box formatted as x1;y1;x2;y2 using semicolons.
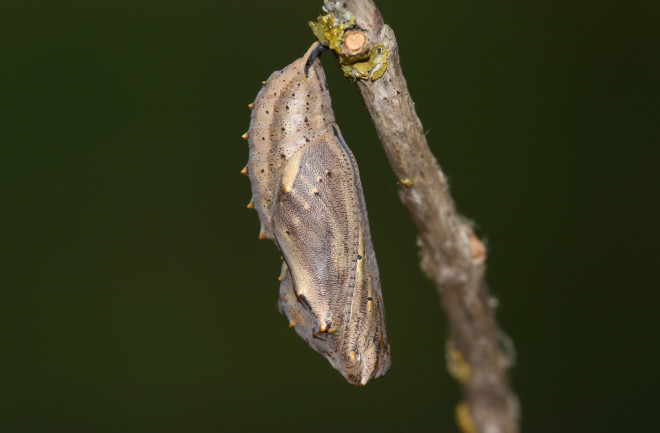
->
243;42;391;385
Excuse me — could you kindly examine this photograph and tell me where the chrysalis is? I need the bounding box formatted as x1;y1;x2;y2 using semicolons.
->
243;42;391;385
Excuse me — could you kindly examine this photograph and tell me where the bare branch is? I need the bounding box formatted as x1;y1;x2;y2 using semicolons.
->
321;1;520;431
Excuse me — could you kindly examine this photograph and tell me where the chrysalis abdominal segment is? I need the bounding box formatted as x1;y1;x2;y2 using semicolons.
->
245;42;391;385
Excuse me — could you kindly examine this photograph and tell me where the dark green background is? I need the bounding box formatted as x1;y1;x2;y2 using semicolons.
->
2;1;658;432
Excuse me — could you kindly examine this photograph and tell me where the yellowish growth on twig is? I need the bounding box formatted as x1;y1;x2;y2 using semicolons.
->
309;13;353;51
309;4;388;81
446;340;471;384
455;401;477;433
339;43;388;81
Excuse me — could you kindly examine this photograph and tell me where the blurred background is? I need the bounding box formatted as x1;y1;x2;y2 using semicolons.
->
2;0;658;432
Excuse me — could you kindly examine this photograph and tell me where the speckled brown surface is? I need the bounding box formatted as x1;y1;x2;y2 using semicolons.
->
245;42;391;385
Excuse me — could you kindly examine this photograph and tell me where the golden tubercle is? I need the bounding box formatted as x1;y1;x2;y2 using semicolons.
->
277;262;287;282
241;132;248;140
246;200;254;209
248;103;254;109
240;167;247;175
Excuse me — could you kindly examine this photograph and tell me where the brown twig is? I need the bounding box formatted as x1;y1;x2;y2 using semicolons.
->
322;1;520;431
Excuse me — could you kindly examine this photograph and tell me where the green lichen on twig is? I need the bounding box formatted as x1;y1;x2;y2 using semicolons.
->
339;43;387;81
309;3;388;81
309;8;354;51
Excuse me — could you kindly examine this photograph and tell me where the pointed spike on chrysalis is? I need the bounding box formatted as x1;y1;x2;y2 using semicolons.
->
248;103;254;109
240;166;247;175
241;132;248;140
288;321;295;328
258;227;266;239
262;80;267;85
278;262;288;281
283;184;292;194
246;200;254;209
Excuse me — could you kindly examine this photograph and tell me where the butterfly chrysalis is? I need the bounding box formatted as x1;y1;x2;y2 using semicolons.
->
243;42;391;385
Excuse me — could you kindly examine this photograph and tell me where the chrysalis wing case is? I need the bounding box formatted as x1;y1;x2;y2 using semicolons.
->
244;42;391;385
